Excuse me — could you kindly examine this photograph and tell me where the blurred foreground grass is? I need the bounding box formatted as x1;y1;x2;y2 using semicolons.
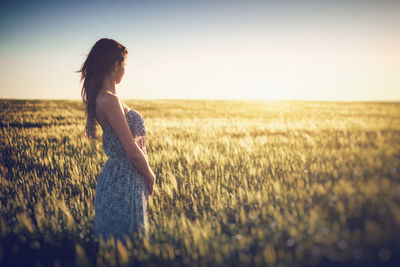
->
0;99;400;266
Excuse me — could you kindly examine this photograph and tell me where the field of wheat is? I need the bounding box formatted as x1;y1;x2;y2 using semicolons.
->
0;99;399;266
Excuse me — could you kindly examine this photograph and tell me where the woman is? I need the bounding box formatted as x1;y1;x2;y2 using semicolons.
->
77;38;156;244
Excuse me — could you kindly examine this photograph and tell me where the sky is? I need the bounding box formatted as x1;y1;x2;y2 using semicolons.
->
0;0;399;101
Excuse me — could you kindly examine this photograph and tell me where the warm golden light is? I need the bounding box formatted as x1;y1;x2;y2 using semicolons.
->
0;1;399;101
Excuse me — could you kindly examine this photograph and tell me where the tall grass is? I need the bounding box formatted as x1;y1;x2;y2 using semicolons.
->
1;99;399;266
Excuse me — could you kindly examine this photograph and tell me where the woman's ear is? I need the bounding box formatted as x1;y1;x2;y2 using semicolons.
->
113;61;119;72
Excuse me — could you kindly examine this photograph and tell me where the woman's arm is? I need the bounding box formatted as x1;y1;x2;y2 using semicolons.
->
100;93;155;187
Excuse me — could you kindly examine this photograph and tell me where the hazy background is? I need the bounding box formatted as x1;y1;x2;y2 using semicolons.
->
1;0;399;101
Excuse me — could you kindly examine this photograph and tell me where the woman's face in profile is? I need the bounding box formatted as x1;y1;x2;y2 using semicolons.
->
115;58;126;84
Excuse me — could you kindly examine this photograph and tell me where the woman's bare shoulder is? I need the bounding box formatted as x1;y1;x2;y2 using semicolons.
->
96;91;120;109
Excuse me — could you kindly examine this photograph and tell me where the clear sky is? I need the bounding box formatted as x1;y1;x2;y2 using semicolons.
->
1;0;399;101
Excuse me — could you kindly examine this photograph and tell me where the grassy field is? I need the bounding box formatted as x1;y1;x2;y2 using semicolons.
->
0;99;400;266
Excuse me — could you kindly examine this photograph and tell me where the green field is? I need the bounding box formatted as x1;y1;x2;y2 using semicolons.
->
1;99;400;266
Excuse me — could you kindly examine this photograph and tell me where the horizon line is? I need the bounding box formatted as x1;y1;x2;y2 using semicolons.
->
1;97;400;104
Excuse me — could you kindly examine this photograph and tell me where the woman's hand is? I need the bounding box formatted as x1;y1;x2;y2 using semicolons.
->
146;171;156;198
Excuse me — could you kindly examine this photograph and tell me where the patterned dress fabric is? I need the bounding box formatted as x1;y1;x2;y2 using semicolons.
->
92;109;149;243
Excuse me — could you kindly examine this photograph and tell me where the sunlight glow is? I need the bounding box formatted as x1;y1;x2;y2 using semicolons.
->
0;1;399;101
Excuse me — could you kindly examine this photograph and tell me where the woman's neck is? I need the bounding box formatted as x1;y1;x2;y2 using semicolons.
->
101;74;116;94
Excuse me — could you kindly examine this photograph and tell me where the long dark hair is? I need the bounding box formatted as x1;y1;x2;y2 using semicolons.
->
77;38;128;140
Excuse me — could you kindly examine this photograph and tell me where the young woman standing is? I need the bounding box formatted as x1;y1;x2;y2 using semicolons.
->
78;38;156;244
